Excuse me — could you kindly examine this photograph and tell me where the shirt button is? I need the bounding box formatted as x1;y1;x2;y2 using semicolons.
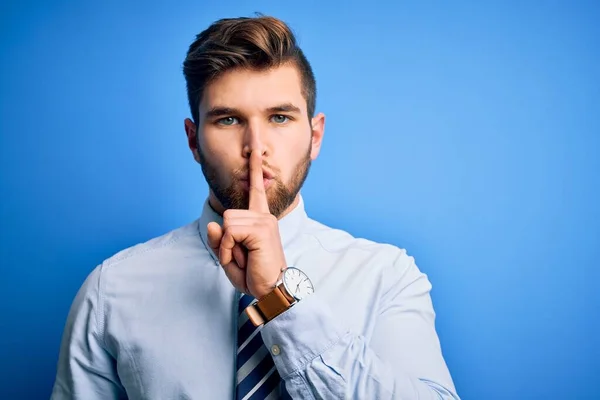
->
271;345;281;356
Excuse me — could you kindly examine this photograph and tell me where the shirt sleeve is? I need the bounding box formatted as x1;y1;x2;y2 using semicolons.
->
51;265;127;400
260;251;460;399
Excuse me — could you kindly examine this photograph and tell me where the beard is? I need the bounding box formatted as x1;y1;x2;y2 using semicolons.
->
197;143;312;218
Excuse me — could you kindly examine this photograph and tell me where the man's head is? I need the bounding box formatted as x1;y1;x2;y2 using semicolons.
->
182;16;325;218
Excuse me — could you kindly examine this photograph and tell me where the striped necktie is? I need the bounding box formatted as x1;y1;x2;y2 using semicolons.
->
235;293;282;400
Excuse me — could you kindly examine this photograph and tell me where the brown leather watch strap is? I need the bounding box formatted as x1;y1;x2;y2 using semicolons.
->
245;285;295;326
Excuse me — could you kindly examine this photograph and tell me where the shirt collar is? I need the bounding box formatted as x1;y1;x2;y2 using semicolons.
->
197;194;308;263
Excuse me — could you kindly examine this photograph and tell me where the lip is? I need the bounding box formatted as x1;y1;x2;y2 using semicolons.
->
260;170;274;180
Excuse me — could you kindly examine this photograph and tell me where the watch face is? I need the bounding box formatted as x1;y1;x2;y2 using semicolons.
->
283;267;314;300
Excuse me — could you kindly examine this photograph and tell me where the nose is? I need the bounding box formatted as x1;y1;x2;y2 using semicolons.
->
241;121;269;159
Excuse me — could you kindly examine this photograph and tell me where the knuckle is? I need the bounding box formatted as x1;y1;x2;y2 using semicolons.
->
258;217;270;228
222;230;232;243
223;211;240;229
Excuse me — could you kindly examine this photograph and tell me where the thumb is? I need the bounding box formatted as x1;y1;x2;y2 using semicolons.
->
206;222;223;254
208;222;247;293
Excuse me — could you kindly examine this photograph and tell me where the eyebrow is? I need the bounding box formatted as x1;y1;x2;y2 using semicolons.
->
266;103;302;114
204;103;302;119
204;107;239;119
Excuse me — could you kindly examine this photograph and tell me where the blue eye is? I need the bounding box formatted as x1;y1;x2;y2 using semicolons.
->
271;115;289;124
217;117;238;126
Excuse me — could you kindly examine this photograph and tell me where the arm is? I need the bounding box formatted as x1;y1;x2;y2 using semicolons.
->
51;266;126;400
260;252;459;399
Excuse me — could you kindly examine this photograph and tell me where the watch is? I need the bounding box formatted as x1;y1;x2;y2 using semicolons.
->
245;266;314;326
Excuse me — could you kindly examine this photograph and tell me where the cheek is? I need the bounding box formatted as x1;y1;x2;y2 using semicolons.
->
201;134;237;163
277;140;309;179
201;140;244;183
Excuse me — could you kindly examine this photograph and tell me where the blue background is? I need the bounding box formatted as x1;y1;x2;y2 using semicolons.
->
1;1;598;399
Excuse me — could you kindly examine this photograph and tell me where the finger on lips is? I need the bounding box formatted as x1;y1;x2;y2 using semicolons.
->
248;150;270;213
208;150;274;283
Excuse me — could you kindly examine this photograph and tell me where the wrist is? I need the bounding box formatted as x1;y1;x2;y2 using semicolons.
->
250;266;287;299
244;266;314;326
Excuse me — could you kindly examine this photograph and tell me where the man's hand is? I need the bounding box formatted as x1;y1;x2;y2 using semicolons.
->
206;151;287;299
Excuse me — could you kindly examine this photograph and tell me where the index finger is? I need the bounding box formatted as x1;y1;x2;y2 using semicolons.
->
248;150;270;213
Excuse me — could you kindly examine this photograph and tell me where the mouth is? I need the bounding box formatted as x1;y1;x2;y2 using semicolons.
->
238;170;275;190
260;170;274;180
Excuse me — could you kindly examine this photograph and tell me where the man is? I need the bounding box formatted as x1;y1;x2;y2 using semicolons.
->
51;15;459;399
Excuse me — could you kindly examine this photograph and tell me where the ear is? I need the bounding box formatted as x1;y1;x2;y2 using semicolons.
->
309;112;325;161
184;118;201;164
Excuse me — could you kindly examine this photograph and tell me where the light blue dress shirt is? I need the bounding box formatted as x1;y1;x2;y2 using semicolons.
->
51;195;459;399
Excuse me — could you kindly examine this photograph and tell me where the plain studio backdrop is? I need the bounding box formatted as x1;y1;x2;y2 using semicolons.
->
1;1;598;399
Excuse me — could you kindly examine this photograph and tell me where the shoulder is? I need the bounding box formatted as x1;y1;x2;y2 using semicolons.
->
100;219;202;270
300;216;432;306
303;218;423;279
73;219;203;301
302;217;405;259
66;220;204;325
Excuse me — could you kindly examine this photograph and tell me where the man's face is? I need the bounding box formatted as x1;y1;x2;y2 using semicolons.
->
185;64;325;218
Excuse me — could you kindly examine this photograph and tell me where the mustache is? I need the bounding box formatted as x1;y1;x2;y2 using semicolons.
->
231;161;280;180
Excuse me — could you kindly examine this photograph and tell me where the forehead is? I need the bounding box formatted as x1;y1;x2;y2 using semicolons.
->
200;64;306;115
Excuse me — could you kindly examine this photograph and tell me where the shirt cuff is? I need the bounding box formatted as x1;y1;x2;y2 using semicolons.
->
259;291;346;378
